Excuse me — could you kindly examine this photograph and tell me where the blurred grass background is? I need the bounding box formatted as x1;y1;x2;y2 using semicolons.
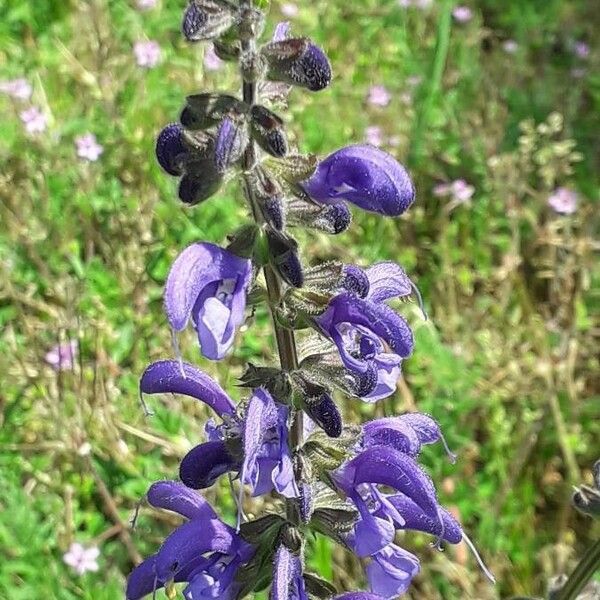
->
0;0;599;598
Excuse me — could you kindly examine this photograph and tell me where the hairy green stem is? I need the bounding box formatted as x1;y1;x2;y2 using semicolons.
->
554;538;600;600
239;0;302;525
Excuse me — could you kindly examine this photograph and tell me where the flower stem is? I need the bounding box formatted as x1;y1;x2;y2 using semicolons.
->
554;538;600;600
240;0;302;525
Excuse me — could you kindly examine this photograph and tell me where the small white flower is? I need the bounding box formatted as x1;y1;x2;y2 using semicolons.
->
502;40;519;54
63;543;100;576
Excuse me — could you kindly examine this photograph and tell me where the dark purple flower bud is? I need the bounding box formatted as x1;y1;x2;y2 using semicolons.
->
156;123;187;176
140;360;236;416
147;480;219;521
387;494;463;544
164;242;253;360
250;104;288;157
266;228;304;287
340;265;370;298
318;203;352;234
179;440;238;489
182;0;235;42
215;116;249;172
248;167;286;230
177;167;222;205
262;38;332;92
303;145;415;217
303;391;342;438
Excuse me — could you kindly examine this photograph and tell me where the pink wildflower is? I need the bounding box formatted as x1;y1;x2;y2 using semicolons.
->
75;133;104;162
548;187;578;215
63;543;100;576
365;125;383;147
367;85;391;107
204;44;223;71
45;340;78;371
452;6;473;23
134;40;161;68
0;78;32;100
20;106;47;134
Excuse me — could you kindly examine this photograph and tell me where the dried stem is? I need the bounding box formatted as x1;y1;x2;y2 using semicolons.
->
240;0;302;525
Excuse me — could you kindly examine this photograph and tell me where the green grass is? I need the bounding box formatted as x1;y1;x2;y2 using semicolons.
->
0;0;599;598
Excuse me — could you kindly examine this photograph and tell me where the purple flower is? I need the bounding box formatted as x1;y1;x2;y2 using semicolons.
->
75;133;104;162
134;40;161;68
362;413;457;463
367;85;391;108
271;544;307;600
204;44;223;71
63;542;100;575
126;481;254;600
140;359;236;416
0;78;32;100
45;340;78;371
139;367;298;510
452;6;473;23
20;106;47;134
164;242;252;360
303;144;416;217
364;125;383;147
548;187;578;215
317;293;413;371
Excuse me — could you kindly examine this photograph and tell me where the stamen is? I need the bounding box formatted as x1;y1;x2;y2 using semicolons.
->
410;282;428;321
171;329;185;378
138;389;154;417
233;473;247;532
462;531;496;584
129;501;141;529
439;430;458;464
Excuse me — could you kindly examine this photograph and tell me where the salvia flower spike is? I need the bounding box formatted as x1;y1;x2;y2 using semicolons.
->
130;1;494;598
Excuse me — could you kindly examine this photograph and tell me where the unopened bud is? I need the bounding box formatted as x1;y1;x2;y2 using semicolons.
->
262;38;332;92
156;123;187;176
250;105;288;158
266;228;304;287
182;0;236;42
215;116;249;172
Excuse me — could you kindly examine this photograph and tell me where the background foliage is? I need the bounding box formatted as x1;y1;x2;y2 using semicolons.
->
0;0;598;598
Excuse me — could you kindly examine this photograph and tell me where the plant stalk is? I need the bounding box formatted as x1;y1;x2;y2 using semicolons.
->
239;0;302;525
554;538;600;600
